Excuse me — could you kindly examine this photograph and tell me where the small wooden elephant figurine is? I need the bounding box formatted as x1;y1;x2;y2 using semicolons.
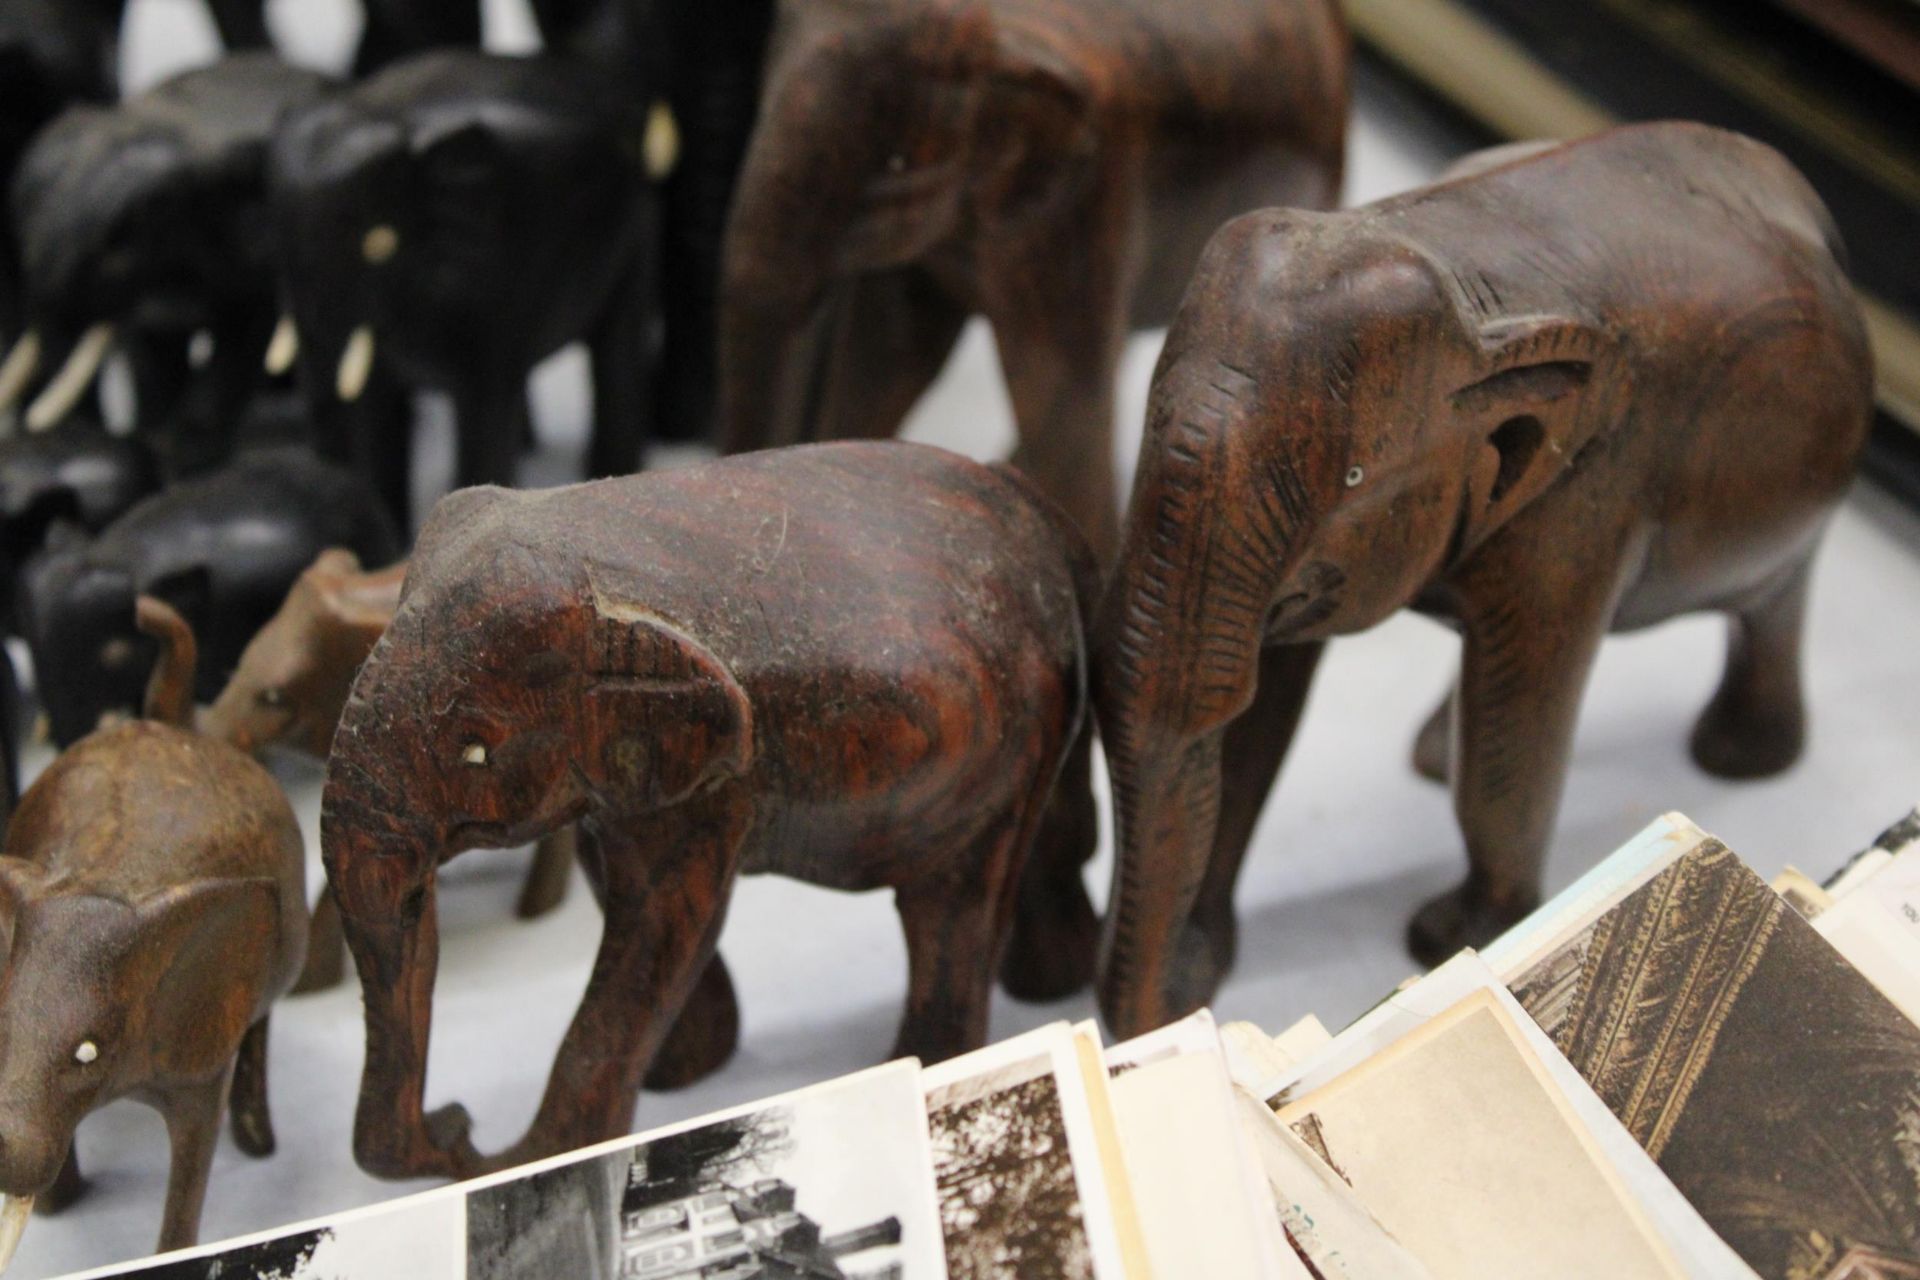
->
202;549;576;993
0;597;307;1262
718;0;1349;564
267;50;657;523
321;441;1099;1181
1093;122;1874;1037
1;55;333;473
15;446;399;750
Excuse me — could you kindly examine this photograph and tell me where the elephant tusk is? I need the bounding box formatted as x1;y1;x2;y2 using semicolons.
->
0;329;42;421
0;1193;33;1274
265;313;300;375
337;325;375;403
644;101;680;181
25;324;114;433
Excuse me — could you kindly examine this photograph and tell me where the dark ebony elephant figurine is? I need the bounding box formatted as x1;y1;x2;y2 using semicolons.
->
15;446;399;749
0;597;306;1262
268;51;656;522
1093;123;1875;1038
719;0;1349;563
1;55;332;475
322;441;1099;1180
0;419;158;816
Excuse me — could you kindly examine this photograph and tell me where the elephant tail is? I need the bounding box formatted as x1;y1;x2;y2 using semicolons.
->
136;595;198;729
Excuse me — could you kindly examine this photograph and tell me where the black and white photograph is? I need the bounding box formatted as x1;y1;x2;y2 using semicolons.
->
463;1062;944;1280
68;1195;464;1280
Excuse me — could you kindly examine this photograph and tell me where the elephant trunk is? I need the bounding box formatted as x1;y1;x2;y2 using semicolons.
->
1094;373;1311;1036
321;687;469;1181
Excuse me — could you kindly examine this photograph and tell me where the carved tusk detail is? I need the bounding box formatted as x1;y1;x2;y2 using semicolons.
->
0;1194;33;1274
264;314;299;375
337;326;375;403
362;224;399;265
26;324;114;433
0;330;42;421
644;101;680;181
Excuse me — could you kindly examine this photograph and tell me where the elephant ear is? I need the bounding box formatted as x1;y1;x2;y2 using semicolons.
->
1448;314;1628;556
123;878;281;1080
0;858;51;958
584;587;753;809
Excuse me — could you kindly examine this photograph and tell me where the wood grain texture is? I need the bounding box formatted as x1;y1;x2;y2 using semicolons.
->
321;440;1098;1181
1095;122;1875;1037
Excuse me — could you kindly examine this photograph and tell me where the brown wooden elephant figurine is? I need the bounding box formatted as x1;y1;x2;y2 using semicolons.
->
321;440;1098;1181
1093;122;1874;1037
719;0;1348;564
202;549;576;994
0;597;306;1262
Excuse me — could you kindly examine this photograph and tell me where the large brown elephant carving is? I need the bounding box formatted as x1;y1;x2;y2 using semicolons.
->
321;442;1098;1181
718;0;1348;563
1095;123;1875;1037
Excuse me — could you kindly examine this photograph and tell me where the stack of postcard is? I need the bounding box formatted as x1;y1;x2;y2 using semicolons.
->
57;807;1920;1280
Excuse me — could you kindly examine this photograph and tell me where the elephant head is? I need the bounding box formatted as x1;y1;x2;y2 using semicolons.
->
320;487;753;1178
719;0;1091;449
0;57;328;435
13;539;210;747
201;549;399;759
1095;209;1625;1035
0;858;278;1263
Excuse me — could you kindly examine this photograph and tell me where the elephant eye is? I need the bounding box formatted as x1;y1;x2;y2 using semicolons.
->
98;637;136;670
1345;465;1366;488
461;741;489;767
257;687;288;709
73;1040;100;1066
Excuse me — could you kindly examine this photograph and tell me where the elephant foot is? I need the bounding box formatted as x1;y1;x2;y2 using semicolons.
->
1410;700;1450;784
421;1103;487;1181
644;956;740;1092
1000;873;1098;1003
1406;879;1538;968
1689;695;1804;781
37;1148;86;1216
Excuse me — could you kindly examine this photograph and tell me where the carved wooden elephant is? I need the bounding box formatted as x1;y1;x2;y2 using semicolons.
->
1094;123;1874;1037
321;441;1099;1180
0;598;306;1262
718;0;1348;563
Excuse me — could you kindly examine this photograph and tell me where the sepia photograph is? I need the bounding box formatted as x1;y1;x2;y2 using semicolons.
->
1511;837;1920;1279
464;1062;943;1280
922;1026;1128;1280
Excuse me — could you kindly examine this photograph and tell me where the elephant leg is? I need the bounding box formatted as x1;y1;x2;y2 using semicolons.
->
1000;714;1098;1002
228;1017;275;1157
894;806;1037;1064
1189;641;1327;980
643;954;740;1091
515;825;576;920
464;794;751;1173
1411;684;1454;784
37;1146;85;1215
205;0;271;48
812;267;969;443
586;259;654;478
1690;558;1811;779
290;884;346;995
453;375;529;491
155;1069;231;1253
993;316;1127;569
1410;568;1620;966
